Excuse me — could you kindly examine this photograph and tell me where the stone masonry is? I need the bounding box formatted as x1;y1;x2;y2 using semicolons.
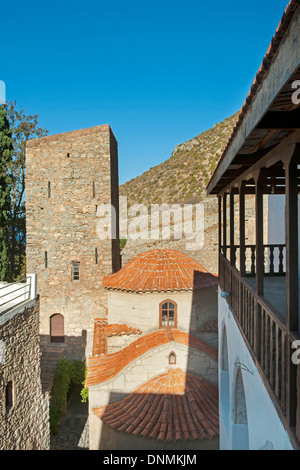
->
0;300;50;450
26;125;120;360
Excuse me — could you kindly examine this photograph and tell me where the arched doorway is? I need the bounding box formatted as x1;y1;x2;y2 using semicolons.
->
50;314;65;343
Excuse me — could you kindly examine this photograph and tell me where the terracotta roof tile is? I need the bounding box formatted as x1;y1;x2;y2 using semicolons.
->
85;328;217;387
93;368;219;442
103;249;218;293
92;319;142;356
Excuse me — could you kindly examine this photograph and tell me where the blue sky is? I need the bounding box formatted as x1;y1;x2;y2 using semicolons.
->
1;0;289;184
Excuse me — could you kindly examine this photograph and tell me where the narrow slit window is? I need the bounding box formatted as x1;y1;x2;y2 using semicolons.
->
92;181;96;198
45;251;48;268
48;181;51;198
5;381;13;413
72;261;80;281
95;247;98;264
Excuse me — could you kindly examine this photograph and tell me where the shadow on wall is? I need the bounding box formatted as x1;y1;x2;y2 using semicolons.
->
92;270;219;450
40;329;88;361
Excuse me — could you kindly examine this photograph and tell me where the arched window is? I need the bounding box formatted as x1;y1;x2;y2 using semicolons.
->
5;380;13;414
169;352;176;364
50;314;65;343
159;300;177;328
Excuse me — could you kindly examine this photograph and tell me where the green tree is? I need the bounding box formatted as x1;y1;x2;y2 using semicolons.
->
4;101;48;280
0;106;13;281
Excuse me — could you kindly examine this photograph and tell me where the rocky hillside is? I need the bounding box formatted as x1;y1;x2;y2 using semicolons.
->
120;112;239;207
119;112;240;272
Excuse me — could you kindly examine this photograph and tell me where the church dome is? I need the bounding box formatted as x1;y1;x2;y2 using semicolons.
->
103;249;217;293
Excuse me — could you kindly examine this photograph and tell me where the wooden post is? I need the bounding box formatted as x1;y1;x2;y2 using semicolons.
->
284;147;299;333
254;169;265;297
283;145;299;428
218;196;222;255
218;196;223;287
239;181;246;277
230;188;235;266
223;193;227;259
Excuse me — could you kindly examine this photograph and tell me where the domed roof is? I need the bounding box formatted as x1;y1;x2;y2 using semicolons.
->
103;249;217;293
93;368;219;442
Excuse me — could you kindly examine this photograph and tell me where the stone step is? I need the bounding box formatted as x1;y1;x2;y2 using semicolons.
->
40;346;66;393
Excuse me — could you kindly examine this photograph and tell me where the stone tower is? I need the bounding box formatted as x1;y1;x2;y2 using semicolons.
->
25;125;120;360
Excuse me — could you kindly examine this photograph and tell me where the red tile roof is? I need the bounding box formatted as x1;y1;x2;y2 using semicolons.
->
86;328;217;387
103;249;218;293
93;368;219;442
92;319;142;356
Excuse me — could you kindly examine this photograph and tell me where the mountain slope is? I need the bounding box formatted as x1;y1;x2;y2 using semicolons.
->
120;112;239;206
119;112;240;272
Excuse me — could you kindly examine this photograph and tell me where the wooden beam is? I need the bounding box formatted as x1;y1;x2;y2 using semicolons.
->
257;108;300;130
232;145;278;166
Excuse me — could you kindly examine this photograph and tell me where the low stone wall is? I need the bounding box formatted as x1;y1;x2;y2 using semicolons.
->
0;300;50;450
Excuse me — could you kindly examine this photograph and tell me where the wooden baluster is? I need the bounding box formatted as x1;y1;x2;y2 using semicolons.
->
251;246;256;276
265;315;270;380
269;246;274;275
270;319;274;388
278;246;284;275
260;309;265;369
275;325;280;399
281;333;286;411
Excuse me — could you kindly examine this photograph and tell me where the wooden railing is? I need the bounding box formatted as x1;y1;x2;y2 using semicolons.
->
224;244;286;276
219;252;299;445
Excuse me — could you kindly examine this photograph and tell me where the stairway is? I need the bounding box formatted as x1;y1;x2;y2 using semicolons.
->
40;345;66;393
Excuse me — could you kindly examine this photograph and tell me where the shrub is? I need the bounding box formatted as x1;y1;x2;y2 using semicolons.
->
49;358;86;435
120;237;127;249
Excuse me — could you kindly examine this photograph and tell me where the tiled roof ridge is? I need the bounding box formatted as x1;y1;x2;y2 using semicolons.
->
92;368;219;442
85;328;218;387
103;248;218;292
206;0;300;190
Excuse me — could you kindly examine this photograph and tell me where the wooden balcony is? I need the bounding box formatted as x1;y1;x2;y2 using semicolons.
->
219;250;300;448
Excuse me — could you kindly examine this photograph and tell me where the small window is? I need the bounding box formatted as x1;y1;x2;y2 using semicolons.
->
160;300;177;328
48;181;51;198
169;352;176;364
45;251;48;268
5;381;13;413
72;261;80;281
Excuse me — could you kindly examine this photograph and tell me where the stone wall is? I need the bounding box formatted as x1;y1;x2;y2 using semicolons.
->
120;194;268;274
0;300;50;450
26;125;120;360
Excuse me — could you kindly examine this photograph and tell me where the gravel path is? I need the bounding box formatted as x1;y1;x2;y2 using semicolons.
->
50;385;89;450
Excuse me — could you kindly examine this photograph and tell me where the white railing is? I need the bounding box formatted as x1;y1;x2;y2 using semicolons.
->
0;274;37;313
